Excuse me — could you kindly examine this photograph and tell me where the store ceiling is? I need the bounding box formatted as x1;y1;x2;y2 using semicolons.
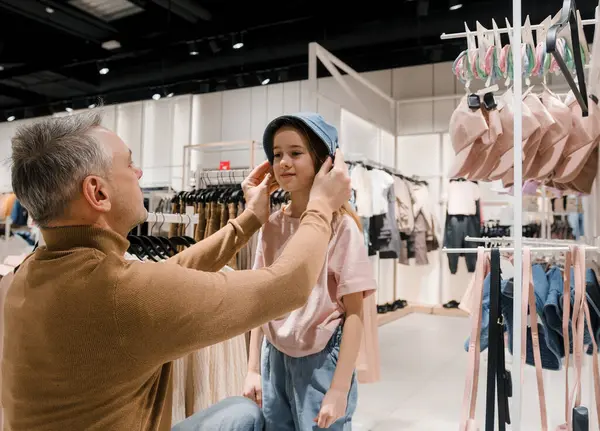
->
0;0;598;121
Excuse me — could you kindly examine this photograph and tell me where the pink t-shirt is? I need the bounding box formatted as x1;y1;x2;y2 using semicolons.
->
253;209;377;358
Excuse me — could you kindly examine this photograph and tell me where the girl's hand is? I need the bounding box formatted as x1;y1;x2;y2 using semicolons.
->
314;387;348;428
242;371;262;407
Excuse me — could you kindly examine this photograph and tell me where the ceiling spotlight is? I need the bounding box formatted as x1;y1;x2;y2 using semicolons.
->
88;103;96;109
167;92;174;98
65;107;73;113
97;61;109;75
449;0;463;10
232;33;244;50
152;93;161;100
46;7;54;14
188;41;199;56
7;116;15;122
257;74;270;85
0;65;4;71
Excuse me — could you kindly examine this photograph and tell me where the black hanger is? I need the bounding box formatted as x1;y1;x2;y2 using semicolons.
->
546;0;588;116
127;235;161;262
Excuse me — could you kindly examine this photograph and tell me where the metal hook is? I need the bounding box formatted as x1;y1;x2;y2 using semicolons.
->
184;213;191;231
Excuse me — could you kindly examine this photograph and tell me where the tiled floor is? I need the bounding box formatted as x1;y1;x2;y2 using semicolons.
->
353;313;599;430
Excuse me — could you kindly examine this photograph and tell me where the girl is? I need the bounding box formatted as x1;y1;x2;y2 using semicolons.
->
243;112;377;430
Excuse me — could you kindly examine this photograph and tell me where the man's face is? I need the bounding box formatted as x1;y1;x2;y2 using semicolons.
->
90;127;146;233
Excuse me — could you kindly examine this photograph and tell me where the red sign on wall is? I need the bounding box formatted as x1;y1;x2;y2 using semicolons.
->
219;160;231;171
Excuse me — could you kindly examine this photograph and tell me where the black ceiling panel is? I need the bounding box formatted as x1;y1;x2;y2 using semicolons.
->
0;0;598;122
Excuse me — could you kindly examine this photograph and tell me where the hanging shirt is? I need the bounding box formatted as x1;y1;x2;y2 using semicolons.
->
369;169;394;216
350;164;372;217
253;209;377;358
394;176;415;235
446;180;480;216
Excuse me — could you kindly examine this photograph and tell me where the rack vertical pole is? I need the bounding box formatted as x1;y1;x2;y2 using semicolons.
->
511;0;523;427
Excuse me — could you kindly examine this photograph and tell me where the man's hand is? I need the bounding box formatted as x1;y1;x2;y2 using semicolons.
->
314;387;348;428
242;161;278;225
309;149;352;213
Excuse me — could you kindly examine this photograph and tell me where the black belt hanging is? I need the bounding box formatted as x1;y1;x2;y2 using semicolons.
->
485;248;511;431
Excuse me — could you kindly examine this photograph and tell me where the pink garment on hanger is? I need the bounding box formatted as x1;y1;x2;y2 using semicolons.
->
448;96;489;178
553;94;600;183
529;91;573;180
489;90;540;180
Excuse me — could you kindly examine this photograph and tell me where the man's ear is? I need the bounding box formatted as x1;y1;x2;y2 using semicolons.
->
82;175;111;213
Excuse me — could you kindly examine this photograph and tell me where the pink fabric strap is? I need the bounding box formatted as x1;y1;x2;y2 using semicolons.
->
460;247;489;430
522;247;548;430
562;249;573;428
575;245;600;423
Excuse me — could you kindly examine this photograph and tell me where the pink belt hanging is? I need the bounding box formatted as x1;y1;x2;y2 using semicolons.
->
522;247;548;430
459;247;490;431
556;245;600;431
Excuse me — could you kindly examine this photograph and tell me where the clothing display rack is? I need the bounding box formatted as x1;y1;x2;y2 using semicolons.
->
182;140;259;190
439;0;599;428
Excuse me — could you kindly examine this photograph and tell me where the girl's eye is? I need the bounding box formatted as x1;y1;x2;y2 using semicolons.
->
273;154;281;159
292;152;302;156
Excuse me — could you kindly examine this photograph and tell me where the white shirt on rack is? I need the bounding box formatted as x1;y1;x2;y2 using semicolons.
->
446;181;480;216
369;169;394;216
350;164;372;217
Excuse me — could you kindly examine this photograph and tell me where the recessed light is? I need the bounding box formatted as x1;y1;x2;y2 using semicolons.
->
46;7;54;14
449;2;463;10
102;40;121;50
88;104;96;109
233;42;244;49
65;107;73;113
167;93;174;98
152;93;161;100
0;65;4;72
261;78;270;85
7;116;15;122
99;67;109;75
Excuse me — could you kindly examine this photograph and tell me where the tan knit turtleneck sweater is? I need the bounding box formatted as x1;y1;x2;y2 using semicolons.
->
1;200;333;430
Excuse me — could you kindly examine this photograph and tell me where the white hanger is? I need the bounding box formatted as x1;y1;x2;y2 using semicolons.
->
589;5;600;95
465;22;478;92
536;16;552;92
576;10;590;67
476;21;494;88
522;15;535;87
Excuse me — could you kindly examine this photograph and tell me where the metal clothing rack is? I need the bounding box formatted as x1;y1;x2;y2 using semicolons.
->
196;168;251;187
146;210;198;238
437;2;598;427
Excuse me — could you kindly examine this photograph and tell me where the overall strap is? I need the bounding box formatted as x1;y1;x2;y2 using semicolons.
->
485;247;508;431
521;247;548;430
460;247;488;431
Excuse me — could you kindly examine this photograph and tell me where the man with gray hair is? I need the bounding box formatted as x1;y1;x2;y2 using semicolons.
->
2;110;352;430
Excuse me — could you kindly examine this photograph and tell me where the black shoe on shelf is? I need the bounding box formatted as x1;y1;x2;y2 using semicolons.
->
377;305;388;314
443;300;460;309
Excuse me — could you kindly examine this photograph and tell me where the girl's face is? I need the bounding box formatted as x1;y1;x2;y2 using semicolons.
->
272;126;317;193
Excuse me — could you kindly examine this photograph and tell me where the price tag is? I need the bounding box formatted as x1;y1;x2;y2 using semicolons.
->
219;161;230;171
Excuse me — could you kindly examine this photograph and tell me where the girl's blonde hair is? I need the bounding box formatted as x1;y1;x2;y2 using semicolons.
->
273;118;362;232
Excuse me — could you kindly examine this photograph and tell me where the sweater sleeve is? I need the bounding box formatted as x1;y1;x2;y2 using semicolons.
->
167;209;261;271
113;199;333;365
